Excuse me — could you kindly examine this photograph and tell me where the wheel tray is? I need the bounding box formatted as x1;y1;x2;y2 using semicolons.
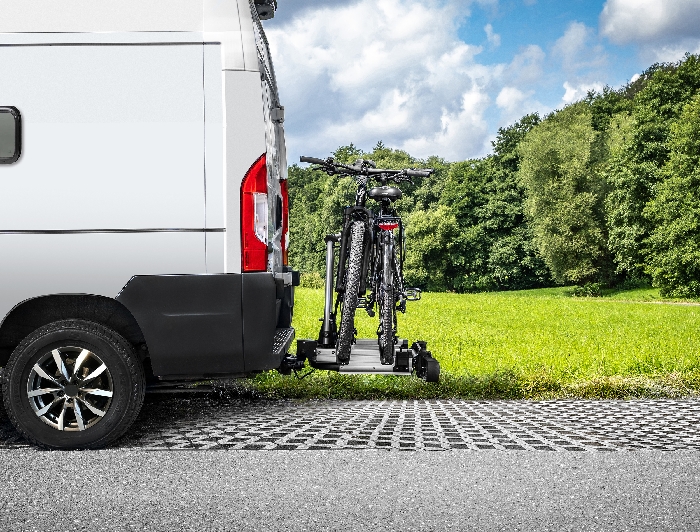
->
315;339;412;375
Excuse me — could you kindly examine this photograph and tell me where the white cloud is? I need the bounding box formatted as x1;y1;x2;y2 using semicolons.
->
506;45;545;85
600;0;700;44
484;23;501;47
267;0;508;162
552;22;606;73
496;87;526;111
639;40;700;64
561;81;604;105
402;89;492;161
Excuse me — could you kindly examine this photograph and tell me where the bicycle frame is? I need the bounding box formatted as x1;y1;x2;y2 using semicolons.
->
305;156;432;351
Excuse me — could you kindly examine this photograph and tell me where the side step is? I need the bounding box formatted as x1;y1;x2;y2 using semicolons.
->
273;328;296;359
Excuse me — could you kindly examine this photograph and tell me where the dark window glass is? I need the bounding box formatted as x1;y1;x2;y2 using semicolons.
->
0;107;21;164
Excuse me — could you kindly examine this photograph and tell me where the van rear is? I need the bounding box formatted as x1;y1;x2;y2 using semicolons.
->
0;0;296;385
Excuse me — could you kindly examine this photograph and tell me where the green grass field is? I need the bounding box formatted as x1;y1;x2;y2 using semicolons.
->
234;287;700;400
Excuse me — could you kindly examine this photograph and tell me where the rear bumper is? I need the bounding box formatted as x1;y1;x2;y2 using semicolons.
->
116;271;298;379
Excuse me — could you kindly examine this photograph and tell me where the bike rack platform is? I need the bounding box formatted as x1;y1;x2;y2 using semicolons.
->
316;339;412;375
290;338;440;381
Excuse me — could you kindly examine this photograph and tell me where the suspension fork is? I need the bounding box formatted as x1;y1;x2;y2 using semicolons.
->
359;224;372;294
336;206;372;292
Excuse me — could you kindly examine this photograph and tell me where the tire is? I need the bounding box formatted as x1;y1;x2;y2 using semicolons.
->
1;319;146;449
425;358;440;383
336;221;365;363
378;231;395;365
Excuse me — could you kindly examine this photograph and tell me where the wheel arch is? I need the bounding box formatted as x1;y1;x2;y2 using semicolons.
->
0;295;147;368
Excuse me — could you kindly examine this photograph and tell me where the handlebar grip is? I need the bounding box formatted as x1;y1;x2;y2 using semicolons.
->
300;156;328;165
406;169;433;178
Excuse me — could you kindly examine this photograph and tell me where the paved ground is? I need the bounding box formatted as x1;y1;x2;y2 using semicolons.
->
2;396;699;531
3;394;699;451
1;449;699;531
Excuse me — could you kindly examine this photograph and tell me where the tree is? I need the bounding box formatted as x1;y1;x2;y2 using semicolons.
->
403;206;463;292
484;114;551;290
645;96;700;297
518;103;613;285
606;54;700;280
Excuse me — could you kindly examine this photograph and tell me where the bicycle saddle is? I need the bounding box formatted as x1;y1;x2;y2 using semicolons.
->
368;186;402;201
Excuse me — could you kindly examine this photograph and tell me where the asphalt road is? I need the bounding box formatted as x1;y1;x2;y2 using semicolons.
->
0;449;699;531
1;396;700;531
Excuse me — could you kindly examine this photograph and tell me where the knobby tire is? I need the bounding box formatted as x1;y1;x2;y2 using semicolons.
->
378;231;395;365
336;221;364;363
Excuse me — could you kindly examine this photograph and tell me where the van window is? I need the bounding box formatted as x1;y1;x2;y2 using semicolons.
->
0;107;21;164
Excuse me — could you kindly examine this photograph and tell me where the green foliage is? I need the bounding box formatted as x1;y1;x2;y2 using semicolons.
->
403;205;463;291
241;287;700;399
646;96;700;297
606;54;700;282
287;54;700;297
518;103;613;285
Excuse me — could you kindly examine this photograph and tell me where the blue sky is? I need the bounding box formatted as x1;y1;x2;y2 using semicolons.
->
265;0;700;163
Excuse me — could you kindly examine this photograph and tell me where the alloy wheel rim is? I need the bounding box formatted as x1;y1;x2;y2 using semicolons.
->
26;346;114;431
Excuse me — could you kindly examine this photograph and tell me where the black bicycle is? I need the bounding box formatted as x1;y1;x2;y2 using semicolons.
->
300;156;433;365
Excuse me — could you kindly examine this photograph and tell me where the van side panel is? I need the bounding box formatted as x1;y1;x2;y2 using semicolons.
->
223;70;267;274
0;44;205;230
0;233;205;321
204;44;226;273
0;42;209;319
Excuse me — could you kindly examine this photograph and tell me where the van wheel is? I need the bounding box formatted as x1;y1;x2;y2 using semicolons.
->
1;320;145;449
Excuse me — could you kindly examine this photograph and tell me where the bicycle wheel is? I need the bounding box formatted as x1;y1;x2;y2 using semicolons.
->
378;231;395;365
336;220;365;363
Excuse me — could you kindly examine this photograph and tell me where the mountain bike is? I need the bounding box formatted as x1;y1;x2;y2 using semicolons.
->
300;156;433;365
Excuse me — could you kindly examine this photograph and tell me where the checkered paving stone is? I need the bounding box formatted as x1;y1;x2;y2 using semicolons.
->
2;397;700;451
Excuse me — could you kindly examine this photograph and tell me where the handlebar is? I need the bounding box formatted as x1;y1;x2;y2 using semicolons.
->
406;169;432;178
299;156;328;165
300;155;434;181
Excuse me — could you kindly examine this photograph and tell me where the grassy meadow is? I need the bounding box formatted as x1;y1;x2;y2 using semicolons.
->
234;287;700;400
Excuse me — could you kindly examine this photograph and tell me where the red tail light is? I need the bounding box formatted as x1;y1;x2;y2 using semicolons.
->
241;154;268;272
280;179;290;265
378;222;400;231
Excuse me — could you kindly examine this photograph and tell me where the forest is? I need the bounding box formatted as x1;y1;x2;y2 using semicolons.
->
287;53;700;298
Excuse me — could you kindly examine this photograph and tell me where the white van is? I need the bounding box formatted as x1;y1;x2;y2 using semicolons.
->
0;0;298;449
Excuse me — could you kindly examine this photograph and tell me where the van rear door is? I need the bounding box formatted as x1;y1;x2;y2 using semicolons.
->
250;5;287;274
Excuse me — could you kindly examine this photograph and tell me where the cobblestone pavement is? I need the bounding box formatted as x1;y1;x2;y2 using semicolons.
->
5;395;698;451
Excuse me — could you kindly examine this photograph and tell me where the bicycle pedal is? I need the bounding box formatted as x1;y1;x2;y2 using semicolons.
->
405;288;422;301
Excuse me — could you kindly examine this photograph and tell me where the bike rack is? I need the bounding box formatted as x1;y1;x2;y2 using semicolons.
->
287;338;440;382
284;231;440;382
